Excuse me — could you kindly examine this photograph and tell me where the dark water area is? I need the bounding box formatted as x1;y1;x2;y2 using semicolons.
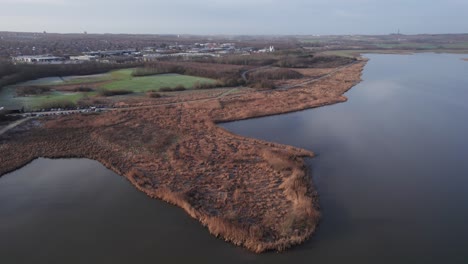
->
1;53;468;263
0;158;260;264
222;53;468;263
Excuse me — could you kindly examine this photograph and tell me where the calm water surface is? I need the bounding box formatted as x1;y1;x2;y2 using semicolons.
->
1;53;468;263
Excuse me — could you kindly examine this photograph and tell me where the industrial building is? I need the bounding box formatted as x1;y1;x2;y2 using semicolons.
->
12;55;65;64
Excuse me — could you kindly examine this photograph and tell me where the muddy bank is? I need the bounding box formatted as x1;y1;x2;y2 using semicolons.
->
0;61;365;253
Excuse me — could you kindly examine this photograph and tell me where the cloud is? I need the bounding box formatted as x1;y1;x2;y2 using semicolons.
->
0;0;467;34
0;0;66;4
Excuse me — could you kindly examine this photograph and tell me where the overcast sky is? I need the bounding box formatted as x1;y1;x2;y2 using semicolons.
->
0;0;467;35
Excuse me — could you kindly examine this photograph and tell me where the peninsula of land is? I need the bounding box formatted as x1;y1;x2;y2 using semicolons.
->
0;60;365;253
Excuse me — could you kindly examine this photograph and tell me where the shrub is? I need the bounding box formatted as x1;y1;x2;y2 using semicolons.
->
73;86;94;92
173;85;186;91
159;85;186;92
97;88;133;96
16;86;51;96
159;86;173;92
250;80;276;90
221;78;245;87
147;92;162;98
192;81;224;90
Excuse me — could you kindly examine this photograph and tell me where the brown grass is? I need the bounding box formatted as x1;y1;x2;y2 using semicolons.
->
248;68;304;81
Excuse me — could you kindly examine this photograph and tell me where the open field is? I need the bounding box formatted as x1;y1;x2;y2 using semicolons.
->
13;68;216;91
0;59;365;253
102;73;217;92
0;69;217;110
0;87;95;110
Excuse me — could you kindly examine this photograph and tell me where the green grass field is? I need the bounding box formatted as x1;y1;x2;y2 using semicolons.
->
16;92;94;109
0;88;95;110
102;73;216;92
11;68;216;91
0;68;217;110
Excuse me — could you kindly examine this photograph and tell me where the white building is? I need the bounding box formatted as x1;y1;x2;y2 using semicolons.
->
12;55;65;64
257;46;275;53
70;55;97;61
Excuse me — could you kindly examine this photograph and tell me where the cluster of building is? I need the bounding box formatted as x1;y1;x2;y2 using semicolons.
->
11;43;276;65
12;55;66;64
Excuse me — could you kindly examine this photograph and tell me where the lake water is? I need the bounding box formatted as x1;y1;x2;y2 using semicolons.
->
1;53;468;263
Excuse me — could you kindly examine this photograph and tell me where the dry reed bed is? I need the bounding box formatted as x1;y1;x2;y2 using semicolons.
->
0;61;365;253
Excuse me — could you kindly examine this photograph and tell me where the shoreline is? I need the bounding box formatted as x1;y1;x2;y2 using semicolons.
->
320;49;468;58
0;61;366;253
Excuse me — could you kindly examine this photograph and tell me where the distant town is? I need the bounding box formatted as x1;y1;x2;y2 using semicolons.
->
11;42;276;65
3;31;468;65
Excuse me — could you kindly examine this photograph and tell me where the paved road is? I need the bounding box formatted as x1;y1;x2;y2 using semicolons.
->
0;117;32;137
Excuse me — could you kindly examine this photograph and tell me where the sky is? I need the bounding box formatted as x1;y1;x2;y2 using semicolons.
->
0;0;467;35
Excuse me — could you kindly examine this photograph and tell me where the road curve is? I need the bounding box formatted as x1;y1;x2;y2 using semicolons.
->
0;117;32;137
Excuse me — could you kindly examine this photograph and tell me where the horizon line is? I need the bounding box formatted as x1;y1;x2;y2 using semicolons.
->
1;30;468;37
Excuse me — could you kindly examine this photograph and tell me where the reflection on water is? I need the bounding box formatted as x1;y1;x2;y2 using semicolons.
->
0;159;250;264
1;53;468;263
222;53;468;263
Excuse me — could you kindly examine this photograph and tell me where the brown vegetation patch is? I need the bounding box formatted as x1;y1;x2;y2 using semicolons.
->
294;68;335;78
248;68;304;81
15;86;51;96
